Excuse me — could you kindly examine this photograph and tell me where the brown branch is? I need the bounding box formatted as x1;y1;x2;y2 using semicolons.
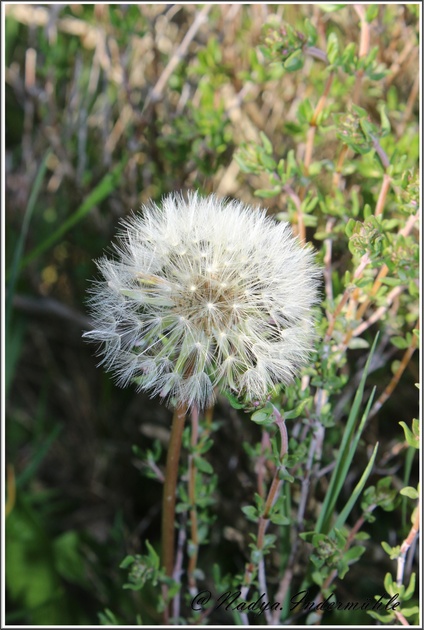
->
393;610;411;626
304;73;334;174
332;144;349;189
352;4;371;104
143;5;212;111
398;74;419;136
280;184;305;243
355;264;389;323
386;40;417;88
375;173;392;216
304;46;328;64
369;322;419;420
397;501;420;587
344;211;418;345
352;285;403;338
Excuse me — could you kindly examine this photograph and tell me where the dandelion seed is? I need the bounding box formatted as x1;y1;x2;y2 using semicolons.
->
84;191;320;409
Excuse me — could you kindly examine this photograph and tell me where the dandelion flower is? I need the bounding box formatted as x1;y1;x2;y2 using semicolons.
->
84;192;320;409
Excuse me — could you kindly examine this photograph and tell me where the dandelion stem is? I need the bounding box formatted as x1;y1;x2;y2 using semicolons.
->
188;405;200;593
162;403;188;581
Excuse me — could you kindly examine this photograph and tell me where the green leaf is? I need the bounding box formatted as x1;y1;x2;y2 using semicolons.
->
381;541;400;559
53;531;85;584
365;5;379;22
318;4;346;13
258;152;277;171
284;50;304;72
270;513;291;525
194;457;213;475
311;570;324;586
278;469;294;483
297;98;314;124
379;103;391;136
368;610;395;623
399;421;419;449
391;336;409;349
145;540;160;570
251;408;273;425
259;131;273;155
254;186;281;198
283;398;310;419
241;505;258;522
383;571;395;594
347;337;370;350
400;486;418;500
326;32;339;65
304;19;318;44
403;572;416;599
221;390;245;409
298;531;314;542
98;609;120;625
401;605;420;617
345;218;356;238
120;555;135;569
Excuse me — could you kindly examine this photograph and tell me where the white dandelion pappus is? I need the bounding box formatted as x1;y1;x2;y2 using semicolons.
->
84;192;320;409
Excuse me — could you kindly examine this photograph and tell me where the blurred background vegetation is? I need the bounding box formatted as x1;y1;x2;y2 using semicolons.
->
5;3;419;626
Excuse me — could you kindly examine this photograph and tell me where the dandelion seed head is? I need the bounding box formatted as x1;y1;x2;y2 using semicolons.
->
84;191;320;409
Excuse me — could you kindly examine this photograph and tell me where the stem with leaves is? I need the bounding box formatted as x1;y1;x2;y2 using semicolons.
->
240;407;288;622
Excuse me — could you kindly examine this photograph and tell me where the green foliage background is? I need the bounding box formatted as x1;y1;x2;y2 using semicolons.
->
5;3;419;626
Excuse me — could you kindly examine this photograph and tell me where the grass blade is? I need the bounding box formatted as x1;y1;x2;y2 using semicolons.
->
315;332;379;534
16;424;62;488
333;442;379;531
19;158;126;270
6;151;51;330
